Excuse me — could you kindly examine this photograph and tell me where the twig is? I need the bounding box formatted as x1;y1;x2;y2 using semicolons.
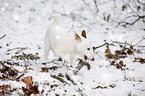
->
116;15;145;27
93;41;115;51
127;4;139;16
0;34;6;40
137;0;145;5
16;73;25;80
123;15;138;21
135;37;145;46
115;15;138;27
50;74;68;84
81;0;96;14
65;73;76;85
94;0;99;12
7;47;28;52
137;46;145;47
116;0;145;27
41;58;62;65
112;41;132;46
112;39;145;47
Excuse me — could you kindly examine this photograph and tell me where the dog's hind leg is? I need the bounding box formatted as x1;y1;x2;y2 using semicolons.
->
44;43;50;60
44;36;50;60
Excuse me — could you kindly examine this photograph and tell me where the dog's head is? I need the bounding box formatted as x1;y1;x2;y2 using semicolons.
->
75;30;95;61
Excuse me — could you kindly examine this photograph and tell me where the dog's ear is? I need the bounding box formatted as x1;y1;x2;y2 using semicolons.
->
75;32;81;41
81;30;87;38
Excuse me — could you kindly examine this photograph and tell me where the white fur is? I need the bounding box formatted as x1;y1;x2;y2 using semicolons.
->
44;14;94;67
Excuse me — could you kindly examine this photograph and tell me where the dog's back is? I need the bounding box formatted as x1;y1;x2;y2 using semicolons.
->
45;15;76;57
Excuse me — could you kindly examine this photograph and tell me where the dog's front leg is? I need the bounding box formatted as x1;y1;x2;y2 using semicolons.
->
44;42;50;60
54;50;69;64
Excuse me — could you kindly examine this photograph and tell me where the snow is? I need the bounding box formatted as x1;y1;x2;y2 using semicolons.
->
0;0;145;96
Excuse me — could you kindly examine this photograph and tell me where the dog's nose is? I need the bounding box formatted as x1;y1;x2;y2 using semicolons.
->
91;57;95;61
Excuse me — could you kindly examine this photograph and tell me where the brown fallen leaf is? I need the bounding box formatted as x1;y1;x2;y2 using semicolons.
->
63;93;67;96
105;45;111;53
0;85;16;95
133;60;138;62
22;77;33;87
41;67;47;72
133;58;145;64
119;60;124;66
105;45;119;60
110;61;115;65
22;84;39;95
110;60;127;70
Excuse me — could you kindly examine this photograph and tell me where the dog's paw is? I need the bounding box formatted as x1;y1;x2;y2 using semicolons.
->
62;56;69;63
62;59;69;63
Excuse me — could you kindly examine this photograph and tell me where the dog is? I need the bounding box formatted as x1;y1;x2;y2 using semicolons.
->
44;14;94;67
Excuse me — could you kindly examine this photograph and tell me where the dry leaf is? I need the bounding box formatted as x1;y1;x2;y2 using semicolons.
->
105;45;119;59
63;93;67;96
133;60;138;62
22;77;33;87
119;60;124;66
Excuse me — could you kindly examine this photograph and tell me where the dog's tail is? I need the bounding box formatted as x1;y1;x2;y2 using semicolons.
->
53;14;61;25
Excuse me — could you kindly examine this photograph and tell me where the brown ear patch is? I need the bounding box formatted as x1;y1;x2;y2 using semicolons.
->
81;30;87;38
75;32;81;41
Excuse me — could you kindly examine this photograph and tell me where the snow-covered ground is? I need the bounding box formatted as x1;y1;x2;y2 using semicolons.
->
0;0;145;96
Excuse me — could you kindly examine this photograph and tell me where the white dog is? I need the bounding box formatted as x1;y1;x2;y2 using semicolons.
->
44;14;94;67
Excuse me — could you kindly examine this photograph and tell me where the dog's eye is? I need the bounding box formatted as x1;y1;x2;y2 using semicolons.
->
87;48;90;50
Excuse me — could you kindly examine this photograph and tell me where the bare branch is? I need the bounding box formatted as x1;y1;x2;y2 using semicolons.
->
94;0;99;12
116;15;145;27
93;40;115;51
81;0;96;14
127;4;139;16
116;0;145;27
137;0;145;5
135;37;145;46
123;15;138;21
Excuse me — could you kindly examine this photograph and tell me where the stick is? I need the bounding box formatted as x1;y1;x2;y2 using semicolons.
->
0;34;6;40
93;42;115;51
